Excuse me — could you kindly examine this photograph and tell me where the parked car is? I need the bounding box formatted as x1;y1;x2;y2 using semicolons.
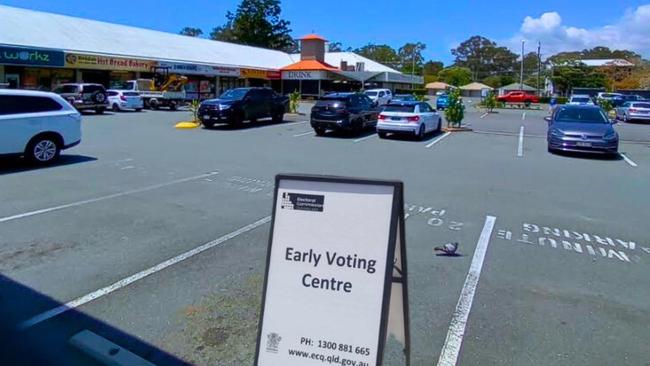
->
596;92;625;107
621;94;645;102
377;101;442;140
436;94;450;110
615;101;650;122
392;94;416;102
546;105;618;155
364;89;392;106
107;90;144;112
310;93;378;135
497;91;539;104
198;87;288;128
568;94;595;106
0;89;81;164
53;83;109;114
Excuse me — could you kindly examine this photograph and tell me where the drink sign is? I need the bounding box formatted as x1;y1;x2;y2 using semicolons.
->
255;174;410;366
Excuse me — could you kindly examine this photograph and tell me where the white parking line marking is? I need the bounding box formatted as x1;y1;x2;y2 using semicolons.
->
281;121;308;127
517;126;525;157
437;215;496;366
480;112;488;119
18;215;272;330
293;131;314;137
620;153;638;167
522;112;526;120
0;171;219;224
425;132;451;148
353;134;377;143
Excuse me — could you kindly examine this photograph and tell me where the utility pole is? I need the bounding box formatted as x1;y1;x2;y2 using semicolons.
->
520;40;525;91
537;41;541;96
411;46;416;90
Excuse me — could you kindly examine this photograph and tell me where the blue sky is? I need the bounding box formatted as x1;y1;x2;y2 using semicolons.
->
2;0;649;64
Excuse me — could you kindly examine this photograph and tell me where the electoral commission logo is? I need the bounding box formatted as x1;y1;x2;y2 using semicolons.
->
0;46;64;67
281;192;325;212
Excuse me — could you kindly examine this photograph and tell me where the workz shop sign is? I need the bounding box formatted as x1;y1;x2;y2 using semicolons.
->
256;175;410;366
64;53;157;72
0;46;64;67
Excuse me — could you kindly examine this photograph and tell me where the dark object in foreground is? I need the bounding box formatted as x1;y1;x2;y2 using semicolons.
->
434;242;459;256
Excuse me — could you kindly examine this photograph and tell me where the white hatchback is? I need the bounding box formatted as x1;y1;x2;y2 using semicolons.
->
377;101;442;140
0;89;81;164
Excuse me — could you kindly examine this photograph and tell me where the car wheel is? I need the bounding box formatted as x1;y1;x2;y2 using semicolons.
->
91;91;107;104
169;102;177;111
272;109;284;123
150;99;159;110
417;124;425;140
202;121;215;129
314;127;326;136
623;113;628;123
112;104;120;112
26;136;60;164
96;107;105;114
231;111;244;127
378;131;387;139
135;108;143;112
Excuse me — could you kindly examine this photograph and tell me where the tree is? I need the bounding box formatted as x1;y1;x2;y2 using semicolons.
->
327;41;344;52
482;75;503;89
179;27;204;37
451;36;517;81
483;90;497;112
438;67;472;87
398;42;426;74
551;62;607;95
423;61;444;76
353;44;400;69
444;88;464;128
210;0;293;51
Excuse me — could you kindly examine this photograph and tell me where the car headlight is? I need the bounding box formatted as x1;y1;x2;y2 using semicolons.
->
219;104;231;110
550;129;564;138
603;130;617;140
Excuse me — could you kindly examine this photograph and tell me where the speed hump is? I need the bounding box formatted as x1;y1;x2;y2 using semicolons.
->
255;174;410;366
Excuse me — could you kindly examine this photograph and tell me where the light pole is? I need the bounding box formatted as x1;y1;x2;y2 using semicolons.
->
520;40;525;91
536;41;541;96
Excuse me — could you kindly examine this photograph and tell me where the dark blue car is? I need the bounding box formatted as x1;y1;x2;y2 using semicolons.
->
436;94;449;110
546;105;619;155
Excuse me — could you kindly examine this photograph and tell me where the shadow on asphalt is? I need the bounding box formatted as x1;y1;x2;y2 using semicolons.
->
316;128;377;140
0;155;97;175
550;150;623;161
380;130;445;142
0;274;189;366
202;118;288;131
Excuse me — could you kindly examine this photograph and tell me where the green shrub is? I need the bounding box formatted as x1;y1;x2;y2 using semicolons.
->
484;91;497;112
444;88;464;128
188;100;200;122
289;90;300;114
597;98;613;112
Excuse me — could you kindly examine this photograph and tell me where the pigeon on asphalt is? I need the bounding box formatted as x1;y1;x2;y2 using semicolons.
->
434;242;459;256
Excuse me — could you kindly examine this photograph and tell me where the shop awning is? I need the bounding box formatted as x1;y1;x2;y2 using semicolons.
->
281;60;338;71
331;70;383;82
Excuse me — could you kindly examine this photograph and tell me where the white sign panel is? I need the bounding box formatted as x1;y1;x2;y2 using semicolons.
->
281;70;327;80
158;62;240;77
256;176;401;366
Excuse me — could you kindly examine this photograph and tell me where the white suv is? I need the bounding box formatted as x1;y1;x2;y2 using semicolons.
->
0;89;82;164
364;89;393;106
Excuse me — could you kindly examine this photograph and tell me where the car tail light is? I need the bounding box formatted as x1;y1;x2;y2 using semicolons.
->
378;114;387;120
407;116;420;122
120;95;127;101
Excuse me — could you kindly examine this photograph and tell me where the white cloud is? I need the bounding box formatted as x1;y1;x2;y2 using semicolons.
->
509;5;650;58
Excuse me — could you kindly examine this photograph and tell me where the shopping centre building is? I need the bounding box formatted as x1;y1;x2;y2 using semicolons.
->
0;5;422;99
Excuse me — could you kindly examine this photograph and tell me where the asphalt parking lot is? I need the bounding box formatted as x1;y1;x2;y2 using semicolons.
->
1;105;649;365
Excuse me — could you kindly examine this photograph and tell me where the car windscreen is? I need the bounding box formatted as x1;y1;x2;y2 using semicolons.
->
571;97;591;103
632;103;650;109
555;108;609;123
54;85;79;93
365;91;378;96
383;105;416;113
219;89;248;100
